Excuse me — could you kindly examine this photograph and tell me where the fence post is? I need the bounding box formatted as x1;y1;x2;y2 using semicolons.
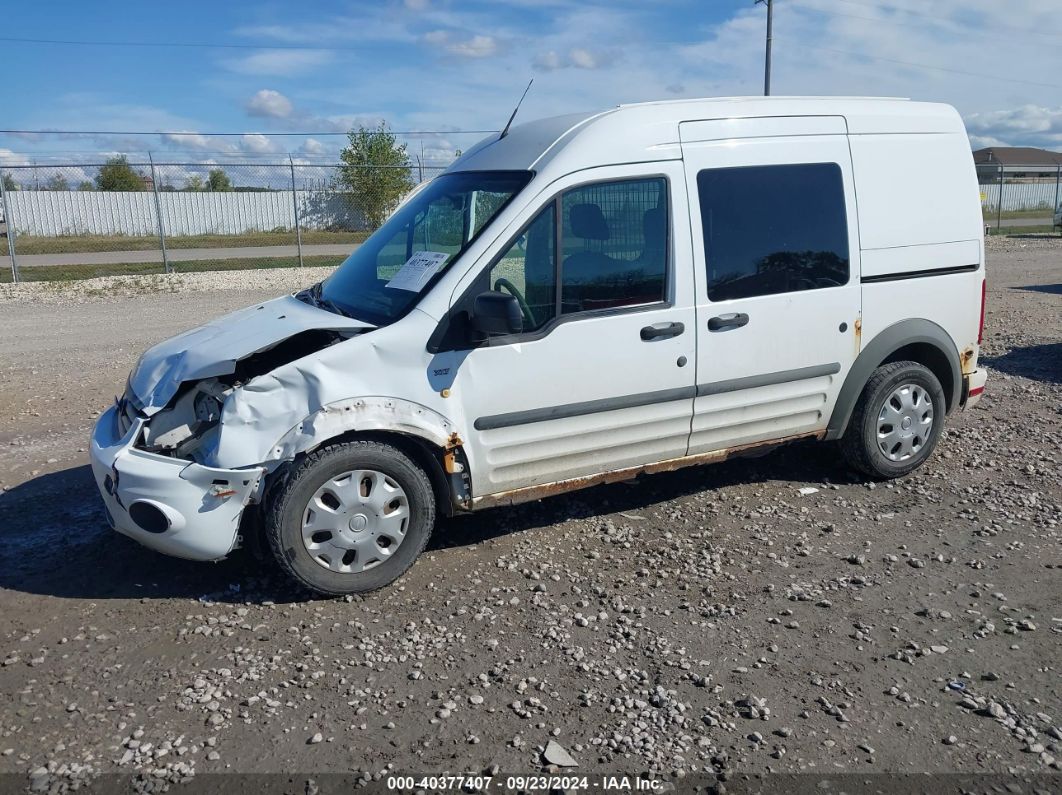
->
996;163;1004;233
1055;165;1060;218
0;171;19;283
148;154;170;274
290;156;304;268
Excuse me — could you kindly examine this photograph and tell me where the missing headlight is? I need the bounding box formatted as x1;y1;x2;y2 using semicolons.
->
140;378;232;461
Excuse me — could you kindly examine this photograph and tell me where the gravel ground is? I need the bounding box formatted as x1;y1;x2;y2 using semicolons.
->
0;238;1059;792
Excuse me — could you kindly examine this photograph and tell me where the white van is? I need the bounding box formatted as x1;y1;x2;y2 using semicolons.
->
91;97;988;595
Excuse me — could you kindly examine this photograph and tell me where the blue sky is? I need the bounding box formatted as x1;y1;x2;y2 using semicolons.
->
1;0;1059;167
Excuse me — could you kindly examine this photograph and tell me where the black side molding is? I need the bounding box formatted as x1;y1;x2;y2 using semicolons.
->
474;386;697;431
861;263;979;284
697;362;840;397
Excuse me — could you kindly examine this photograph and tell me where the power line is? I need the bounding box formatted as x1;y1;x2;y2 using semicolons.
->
791;0;1062;44
796;43;1062;89
827;0;1062;41
0;128;496;137
0;36;369;51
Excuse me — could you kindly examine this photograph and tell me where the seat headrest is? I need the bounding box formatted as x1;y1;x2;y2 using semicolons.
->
643;206;666;246
569;203;609;241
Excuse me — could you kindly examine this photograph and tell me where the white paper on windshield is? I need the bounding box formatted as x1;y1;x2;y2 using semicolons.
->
385;251;450;292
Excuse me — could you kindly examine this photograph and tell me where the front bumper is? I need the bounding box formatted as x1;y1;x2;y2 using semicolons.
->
961;368;988;410
90;404;265;561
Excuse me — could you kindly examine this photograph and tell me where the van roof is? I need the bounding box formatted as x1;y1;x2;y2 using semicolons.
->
449;96;966;178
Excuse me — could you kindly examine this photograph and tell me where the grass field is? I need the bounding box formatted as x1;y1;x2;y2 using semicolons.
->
9;230;368;255
982;208;1058;221
988;225;1059;236
0;255;344;284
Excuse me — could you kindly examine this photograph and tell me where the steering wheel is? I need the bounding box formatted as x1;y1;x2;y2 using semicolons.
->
493;277;535;326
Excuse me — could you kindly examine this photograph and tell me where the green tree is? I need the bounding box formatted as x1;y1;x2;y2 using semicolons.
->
336;123;414;229
95;155;144;191
184;174;205;192
77;180;94;191
45;174;69;191
207;168;233;192
1;173;17;192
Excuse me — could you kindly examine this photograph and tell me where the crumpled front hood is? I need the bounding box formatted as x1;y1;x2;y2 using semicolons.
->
128;294;373;415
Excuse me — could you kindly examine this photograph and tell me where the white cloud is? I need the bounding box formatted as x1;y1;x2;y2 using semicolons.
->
246;89;294;119
300;137;328;156
967;134;1010;150
534;47;613;71
449;35;497;58
568;48;601;70
160;131;240;156
404;0;429;9
963;105;1062;149
0;148;31;167
532;50;561;71
161;131;212;151
423;30;497;58
240;133;278;155
226;50;333;76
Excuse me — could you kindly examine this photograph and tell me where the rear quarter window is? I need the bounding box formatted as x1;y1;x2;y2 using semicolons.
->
697;162;850;302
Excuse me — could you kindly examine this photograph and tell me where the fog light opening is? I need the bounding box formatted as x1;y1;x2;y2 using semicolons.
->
129;501;171;534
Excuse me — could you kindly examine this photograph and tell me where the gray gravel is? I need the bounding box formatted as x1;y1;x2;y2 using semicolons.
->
0;236;1059;788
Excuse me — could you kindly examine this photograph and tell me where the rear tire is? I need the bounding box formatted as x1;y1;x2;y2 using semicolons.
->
840;361;946;479
265;440;435;596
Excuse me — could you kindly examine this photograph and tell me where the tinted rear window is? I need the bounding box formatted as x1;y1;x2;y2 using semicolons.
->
696;163;849;301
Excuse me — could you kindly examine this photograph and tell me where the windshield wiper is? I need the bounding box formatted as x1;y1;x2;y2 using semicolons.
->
299;281;366;322
296;281;321;305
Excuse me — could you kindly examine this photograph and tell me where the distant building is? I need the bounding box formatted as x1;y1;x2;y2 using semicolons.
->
973;147;1062;180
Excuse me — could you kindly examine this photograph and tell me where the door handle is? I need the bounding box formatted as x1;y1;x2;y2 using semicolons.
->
707;312;749;331
640;321;685;341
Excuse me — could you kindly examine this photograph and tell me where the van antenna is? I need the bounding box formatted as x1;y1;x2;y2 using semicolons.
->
499;78;533;139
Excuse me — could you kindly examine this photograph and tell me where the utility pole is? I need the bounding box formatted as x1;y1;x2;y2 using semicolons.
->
757;0;774;96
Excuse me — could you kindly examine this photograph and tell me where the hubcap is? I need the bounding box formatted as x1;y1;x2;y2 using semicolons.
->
301;470;409;574
876;383;934;462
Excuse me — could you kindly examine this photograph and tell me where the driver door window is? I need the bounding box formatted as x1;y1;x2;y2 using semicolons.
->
561;178;667;313
482;177;668;335
486;203;557;331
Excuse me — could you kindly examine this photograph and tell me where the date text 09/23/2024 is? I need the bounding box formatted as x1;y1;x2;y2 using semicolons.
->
385;775;664;791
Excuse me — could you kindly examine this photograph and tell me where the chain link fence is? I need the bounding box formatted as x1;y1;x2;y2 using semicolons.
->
0;160;447;283
977;163;1062;235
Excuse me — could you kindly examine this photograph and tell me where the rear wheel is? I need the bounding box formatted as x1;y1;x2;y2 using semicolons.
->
840;361;946;479
265;440;435;595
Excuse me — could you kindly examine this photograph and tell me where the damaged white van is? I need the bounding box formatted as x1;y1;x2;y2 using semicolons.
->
91;97;988;595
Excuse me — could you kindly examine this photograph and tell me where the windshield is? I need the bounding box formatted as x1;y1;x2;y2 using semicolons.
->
314;170;532;325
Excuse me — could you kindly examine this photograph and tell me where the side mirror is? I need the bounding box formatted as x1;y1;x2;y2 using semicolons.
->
472;290;523;336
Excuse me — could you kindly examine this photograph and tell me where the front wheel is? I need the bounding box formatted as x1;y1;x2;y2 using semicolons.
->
265;440;436;595
840;361;946;479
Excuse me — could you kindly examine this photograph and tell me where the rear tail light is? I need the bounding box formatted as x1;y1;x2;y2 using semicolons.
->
977;278;986;345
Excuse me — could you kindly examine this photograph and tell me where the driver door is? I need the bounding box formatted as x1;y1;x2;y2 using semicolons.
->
442;163;697;498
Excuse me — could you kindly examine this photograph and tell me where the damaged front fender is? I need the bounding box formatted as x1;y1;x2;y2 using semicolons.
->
205;310;463;471
215;390;457;470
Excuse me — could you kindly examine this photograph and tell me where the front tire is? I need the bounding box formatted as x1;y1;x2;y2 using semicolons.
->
840;361;946;479
265;440;435;595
